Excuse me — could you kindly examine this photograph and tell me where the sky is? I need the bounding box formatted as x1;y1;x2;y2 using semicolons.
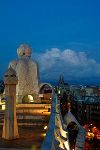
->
0;0;100;85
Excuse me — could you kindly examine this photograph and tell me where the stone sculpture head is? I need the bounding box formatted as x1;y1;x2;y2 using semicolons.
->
17;44;32;58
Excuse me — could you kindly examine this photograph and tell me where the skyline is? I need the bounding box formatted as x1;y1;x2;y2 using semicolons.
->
0;0;100;85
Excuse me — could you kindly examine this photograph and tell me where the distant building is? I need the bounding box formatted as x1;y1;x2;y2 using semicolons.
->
70;85;100;97
57;75;70;96
58;84;100;126
70;85;82;96
71;96;100;126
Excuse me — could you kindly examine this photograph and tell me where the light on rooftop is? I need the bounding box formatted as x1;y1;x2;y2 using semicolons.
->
28;95;33;102
2;104;5;110
58;90;60;94
44;125;48;130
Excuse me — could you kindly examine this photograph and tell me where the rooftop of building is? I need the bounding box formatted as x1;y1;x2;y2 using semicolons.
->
74;95;100;104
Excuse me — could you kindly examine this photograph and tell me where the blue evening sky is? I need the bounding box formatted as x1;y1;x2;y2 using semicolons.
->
0;0;100;84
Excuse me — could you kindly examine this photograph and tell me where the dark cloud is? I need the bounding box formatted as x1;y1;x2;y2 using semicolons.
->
34;48;100;84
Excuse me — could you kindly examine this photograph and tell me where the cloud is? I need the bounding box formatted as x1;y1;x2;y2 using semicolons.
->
34;48;100;83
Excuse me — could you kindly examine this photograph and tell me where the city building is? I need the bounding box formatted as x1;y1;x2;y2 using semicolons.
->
71;96;100;126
